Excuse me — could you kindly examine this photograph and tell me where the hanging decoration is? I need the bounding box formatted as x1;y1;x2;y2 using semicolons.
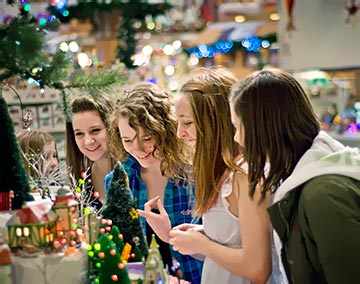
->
48;1;173;69
284;0;296;31
345;0;359;27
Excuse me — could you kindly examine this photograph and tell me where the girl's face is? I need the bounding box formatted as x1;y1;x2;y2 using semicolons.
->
174;94;196;145
42;141;58;175
72;110;109;162
117;117;159;168
230;105;244;147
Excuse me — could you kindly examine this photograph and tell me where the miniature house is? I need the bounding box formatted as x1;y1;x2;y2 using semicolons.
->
52;186;78;239
6;201;57;249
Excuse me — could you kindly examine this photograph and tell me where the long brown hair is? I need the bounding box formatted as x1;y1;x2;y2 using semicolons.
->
230;69;320;201
180;66;240;216
108;82;192;180
66;95;114;181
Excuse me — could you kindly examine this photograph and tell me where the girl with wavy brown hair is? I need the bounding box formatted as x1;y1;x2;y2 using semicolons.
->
105;82;203;284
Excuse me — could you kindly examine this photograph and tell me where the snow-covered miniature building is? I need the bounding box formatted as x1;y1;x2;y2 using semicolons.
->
7;201;57;250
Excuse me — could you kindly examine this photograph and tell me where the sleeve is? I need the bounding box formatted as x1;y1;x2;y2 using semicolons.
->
300;175;360;284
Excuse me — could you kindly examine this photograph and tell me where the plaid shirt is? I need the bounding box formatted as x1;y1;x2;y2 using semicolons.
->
104;156;203;284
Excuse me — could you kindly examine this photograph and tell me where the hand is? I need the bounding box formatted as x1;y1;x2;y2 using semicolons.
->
169;275;191;284
138;196;171;243
173;223;204;233
169;227;209;255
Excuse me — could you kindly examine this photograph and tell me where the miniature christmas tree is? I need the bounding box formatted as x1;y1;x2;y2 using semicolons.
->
110;225;125;253
101;162;148;261
89;232;130;284
0;97;33;210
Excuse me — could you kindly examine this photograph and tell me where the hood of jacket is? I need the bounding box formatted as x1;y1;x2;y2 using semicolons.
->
273;131;360;204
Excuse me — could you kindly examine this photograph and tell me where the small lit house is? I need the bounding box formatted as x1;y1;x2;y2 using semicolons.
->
7;201;57;249
52;186;78;239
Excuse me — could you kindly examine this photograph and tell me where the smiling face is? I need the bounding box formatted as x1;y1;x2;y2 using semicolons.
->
174;94;196;145
42;141;58;175
72;110;109;162
117;116;159;168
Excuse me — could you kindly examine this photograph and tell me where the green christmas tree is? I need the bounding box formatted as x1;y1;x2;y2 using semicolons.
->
102;162;148;261
109;225;125;254
0;97;33;210
89;232;130;284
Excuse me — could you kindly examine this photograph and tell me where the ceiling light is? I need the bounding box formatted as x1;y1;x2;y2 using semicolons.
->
234;15;246;23
269;13;280;21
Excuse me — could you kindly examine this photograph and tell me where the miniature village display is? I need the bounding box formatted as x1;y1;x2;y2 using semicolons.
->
0;161;190;284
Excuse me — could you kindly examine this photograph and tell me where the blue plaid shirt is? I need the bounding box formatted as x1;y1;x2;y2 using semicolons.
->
104;156;203;284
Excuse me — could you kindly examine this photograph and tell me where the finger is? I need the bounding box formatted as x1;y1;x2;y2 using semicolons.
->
169;229;181;238
137;209;158;219
168;236;175;246
144;196;160;211
156;198;168;216
173;223;192;231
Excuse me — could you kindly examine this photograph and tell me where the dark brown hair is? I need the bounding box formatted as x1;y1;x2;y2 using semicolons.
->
180;66;240;216
66;95;114;180
229;69;320;201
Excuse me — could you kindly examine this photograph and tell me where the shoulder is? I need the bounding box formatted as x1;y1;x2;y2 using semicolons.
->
300;175;360;212
302;175;360;199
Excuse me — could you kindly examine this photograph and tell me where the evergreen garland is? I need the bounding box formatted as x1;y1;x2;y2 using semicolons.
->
0;5;69;88
48;0;173;69
116;16;137;70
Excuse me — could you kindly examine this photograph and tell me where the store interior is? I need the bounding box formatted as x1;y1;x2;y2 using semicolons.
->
1;0;360;158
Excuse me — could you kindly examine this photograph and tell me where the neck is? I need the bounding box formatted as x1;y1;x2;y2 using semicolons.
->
91;158;112;200
92;158;112;175
140;159;163;176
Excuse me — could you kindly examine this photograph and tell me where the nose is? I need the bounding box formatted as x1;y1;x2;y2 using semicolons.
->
84;134;95;146
177;123;187;139
50;156;59;168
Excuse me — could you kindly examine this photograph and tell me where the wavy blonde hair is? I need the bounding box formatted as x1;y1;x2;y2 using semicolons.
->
108;82;192;180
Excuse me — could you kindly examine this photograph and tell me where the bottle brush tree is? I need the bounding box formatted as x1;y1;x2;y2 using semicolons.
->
101;162;148;261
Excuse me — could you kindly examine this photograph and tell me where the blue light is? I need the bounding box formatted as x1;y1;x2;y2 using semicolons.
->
261;40;270;48
55;0;67;10
215;42;223;49
48;15;56;22
224;41;233;48
198;44;207;53
195;51;203;58
241;39;250;48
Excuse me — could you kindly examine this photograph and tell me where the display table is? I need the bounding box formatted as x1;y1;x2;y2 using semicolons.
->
11;248;87;284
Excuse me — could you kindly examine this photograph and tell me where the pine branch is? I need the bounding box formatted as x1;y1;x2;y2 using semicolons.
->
0;6;69;87
64;69;128;94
